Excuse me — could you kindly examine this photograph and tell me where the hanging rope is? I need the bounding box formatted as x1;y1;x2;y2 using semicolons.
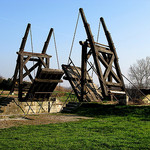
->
96;19;101;42
68;11;80;64
29;27;35;78
53;30;60;69
91;19;101;77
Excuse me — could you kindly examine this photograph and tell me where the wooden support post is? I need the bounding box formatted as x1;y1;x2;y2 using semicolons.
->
42;28;53;54
37;28;53;74
80;41;87;102
10;23;31;94
46;58;50;68
108;55;112;84
19;55;23;101
100;17;127;104
100;17;125;91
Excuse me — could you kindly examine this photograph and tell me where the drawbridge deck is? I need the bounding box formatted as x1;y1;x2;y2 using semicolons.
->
62;64;102;102
25;68;64;101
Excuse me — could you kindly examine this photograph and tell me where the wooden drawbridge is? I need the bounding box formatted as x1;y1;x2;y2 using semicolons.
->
62;8;127;104
10;24;64;101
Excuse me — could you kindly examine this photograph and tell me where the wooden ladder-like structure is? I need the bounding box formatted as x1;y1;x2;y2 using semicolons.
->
62;59;103;102
11;24;64;101
62;8;127;104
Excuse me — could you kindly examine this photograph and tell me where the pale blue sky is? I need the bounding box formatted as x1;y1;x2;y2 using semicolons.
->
0;0;150;86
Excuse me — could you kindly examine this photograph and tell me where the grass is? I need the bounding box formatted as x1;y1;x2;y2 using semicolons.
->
0;104;150;150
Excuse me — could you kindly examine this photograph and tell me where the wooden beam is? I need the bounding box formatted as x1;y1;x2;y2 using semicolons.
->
100;17;126;91
17;51;51;58
23;57;39;62
10;24;31;93
35;78;63;83
103;54;114;80
41;68;64;74
97;53;121;83
23;65;34;82
37;28;53;75
19;55;23;101
23;56;31;66
95;46;113;54
23;62;39;78
42;28;53;54
46;58;50;68
106;82;122;87
81;41;87;102
86;42;112;54
39;57;48;68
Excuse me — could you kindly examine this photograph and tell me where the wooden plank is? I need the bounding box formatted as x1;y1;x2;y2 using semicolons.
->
94;42;109;47
106;82;122;87
41;68;64;74
23;58;39;62
35;78;63;83
95;46;113;54
109;90;126;94
17;51;52;58
86;42;112;54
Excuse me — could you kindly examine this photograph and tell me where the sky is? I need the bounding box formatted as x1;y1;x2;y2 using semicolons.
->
0;0;150;87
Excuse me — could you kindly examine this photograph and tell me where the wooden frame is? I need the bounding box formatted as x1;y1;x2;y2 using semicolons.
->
79;8;126;98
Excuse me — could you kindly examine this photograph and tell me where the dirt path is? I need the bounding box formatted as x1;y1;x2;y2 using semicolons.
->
0;113;92;129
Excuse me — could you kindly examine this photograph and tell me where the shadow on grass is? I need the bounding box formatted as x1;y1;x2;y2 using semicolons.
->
73;103;150;121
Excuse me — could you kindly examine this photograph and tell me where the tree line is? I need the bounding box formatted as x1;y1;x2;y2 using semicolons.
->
0;76;12;90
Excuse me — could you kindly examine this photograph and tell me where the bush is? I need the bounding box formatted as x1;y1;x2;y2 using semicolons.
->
0;78;12;90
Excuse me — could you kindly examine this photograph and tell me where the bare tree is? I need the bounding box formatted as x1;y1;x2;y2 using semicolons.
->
128;57;150;88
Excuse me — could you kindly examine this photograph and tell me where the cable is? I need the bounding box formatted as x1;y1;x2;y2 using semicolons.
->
29;27;35;78
68;11;80;64
90;18;101;77
53;30;60;69
96;19;101;42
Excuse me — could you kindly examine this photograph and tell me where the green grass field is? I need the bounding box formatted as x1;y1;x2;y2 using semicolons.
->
0;104;150;150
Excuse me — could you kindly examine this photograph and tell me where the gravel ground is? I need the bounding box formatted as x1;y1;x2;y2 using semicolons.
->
0;113;93;129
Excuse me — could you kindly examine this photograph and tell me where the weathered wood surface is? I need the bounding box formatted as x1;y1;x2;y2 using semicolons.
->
11;25;64;102
62;64;102;102
78;8;126;98
24;68;64;101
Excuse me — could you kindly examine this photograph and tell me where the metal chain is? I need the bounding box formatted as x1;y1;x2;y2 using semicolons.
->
53;30;60;69
68;11;80;64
